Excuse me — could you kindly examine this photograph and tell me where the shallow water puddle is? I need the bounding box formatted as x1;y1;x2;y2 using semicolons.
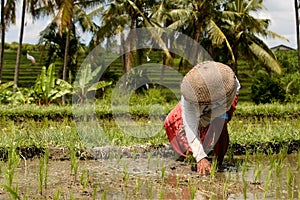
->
0;149;298;199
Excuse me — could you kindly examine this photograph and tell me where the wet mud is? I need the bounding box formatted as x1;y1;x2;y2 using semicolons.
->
0;145;298;199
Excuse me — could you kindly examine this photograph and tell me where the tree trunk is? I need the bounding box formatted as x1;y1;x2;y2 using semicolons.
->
13;0;26;92
62;24;71;104
295;0;300;70
0;0;5;81
232;41;239;76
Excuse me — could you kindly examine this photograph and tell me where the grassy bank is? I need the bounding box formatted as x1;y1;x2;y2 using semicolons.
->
0;101;299;158
1;101;300;120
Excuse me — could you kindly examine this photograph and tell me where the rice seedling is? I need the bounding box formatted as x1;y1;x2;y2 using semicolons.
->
147;179;153;199
223;172;231;198
291;176;295;200
159;186;165;200
185;151;194;165
109;151;114;161
23;187;30;200
37;148;50;195
263;159;274;199
209;158;217;182
53;188;60;200
161;165;166;183
147;152;152;169
80;168;89;191
273;149;287;194
190;184;197;200
156;157;160;170
38;156;44;195
274;152;286;199
44;148;49;189
116;151;122;166
101;189;107;200
176;175;180;191
93;183;98;200
2;184;20;200
286;166;293;186
132;148;137;160
5;147;19;187
298;181;300;200
70;143;79;181
286;166;295;199
253;161;262;183
226;146;234;163
241;159;248;199
297;150;300;170
135;176;141;196
3;145;21;200
123;163;129;187
242;177;247;199
69;191;75;200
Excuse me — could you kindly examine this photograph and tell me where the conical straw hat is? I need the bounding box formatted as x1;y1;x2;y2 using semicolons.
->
181;61;236;105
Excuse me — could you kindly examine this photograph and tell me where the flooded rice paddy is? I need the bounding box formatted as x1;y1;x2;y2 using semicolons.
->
0;145;299;199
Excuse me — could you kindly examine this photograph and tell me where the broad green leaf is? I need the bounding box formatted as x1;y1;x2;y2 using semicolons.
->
0;81;14;90
87;81;112;92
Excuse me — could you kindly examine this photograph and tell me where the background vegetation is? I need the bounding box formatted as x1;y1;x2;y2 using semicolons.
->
0;0;298;103
0;0;299;154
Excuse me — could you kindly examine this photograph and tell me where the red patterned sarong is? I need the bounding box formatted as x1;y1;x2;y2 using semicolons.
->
164;95;238;157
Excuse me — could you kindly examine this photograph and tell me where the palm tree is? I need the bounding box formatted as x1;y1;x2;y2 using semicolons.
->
13;0;26;92
47;0;103;103
94;0;135;73
149;0;235;68
0;0;5;81
221;0;286;75
93;0;163;73
13;0;51;92
294;0;300;70
0;0;18;81
52;0;103;80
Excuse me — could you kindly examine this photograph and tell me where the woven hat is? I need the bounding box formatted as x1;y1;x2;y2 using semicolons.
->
181;61;237;105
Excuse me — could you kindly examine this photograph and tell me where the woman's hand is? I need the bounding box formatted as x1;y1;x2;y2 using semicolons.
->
197;158;211;176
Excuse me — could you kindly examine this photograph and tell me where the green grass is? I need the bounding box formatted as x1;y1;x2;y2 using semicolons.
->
1;95;300;120
0;99;299;154
229;116;300;150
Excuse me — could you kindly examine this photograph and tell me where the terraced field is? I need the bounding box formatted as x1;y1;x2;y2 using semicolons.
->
1;49;253;102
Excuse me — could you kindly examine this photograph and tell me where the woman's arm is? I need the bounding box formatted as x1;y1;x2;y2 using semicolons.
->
181;96;207;162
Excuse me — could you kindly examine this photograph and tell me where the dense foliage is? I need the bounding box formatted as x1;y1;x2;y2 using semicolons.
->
250;50;300;104
0;1;298;106
251;73;285;104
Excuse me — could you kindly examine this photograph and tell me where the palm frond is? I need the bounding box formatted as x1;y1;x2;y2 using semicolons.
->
167;9;194;21
221;10;242;21
55;0;74;33
4;0;17;26
260;29;288;41
244;0;265;13
87;6;104;18
150;0;167;23
74;5;97;32
167;19;189;30
127;0;172;61
249;42;282;74
207;20;235;62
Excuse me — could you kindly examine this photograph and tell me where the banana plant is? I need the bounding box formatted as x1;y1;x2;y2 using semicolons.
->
72;64;112;104
34;64;72;105
0;81;14;90
0;81;14;103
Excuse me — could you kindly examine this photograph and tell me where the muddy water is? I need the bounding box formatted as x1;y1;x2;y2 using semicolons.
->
0;147;299;199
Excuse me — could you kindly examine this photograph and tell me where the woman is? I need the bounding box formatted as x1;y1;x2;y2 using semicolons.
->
164;61;240;175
